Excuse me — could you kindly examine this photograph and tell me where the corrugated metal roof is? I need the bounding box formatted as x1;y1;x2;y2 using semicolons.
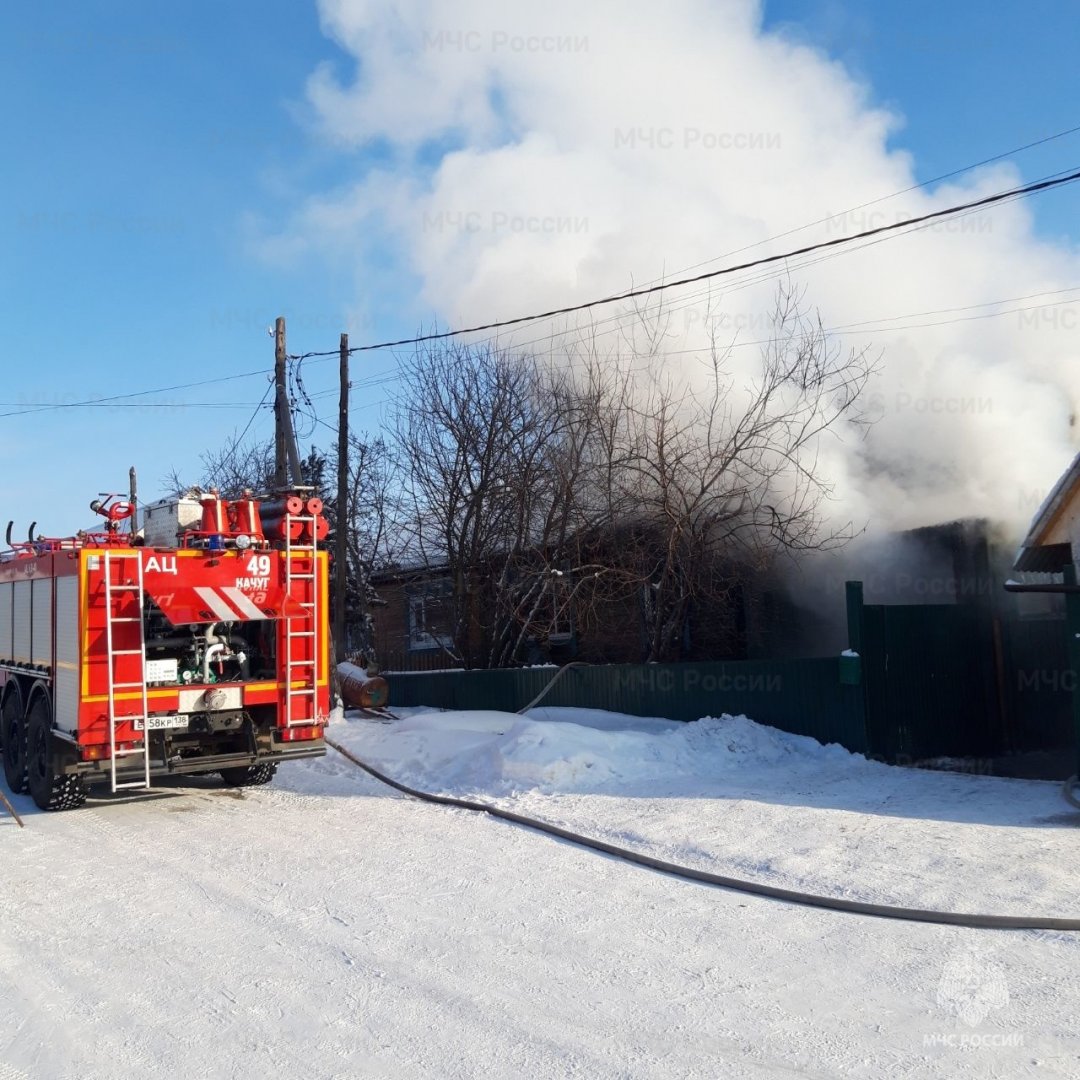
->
1018;452;1080;550
1013;542;1072;573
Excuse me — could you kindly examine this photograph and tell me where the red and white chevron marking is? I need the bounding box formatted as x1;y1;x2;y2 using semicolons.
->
193;586;271;621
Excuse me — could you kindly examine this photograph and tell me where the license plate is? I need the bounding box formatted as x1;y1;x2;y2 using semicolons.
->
134;715;189;731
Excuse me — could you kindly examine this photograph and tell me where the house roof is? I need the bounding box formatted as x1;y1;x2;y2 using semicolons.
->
370;561;451;585
1014;451;1080;572
900;518;991;546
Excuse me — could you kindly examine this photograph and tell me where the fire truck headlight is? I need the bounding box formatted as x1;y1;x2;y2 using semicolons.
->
234;533;252;550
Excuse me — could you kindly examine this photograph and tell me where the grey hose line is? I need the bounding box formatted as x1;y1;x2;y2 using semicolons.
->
516;662;591;714
326;737;1080;932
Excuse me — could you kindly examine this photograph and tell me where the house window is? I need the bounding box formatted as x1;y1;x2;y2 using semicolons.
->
408;587;453;651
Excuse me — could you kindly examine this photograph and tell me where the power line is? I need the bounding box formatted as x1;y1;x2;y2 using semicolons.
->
0;368;268;420
443;171;1080;367
606;122;1080;295
443;201;1062;364
444;126;1080;342
287;167;1080;361
0;401;264;409
8;282;1070;425
290;285;1080;444
0;343;401;423
3;145;1078;424
348;289;1080;374
621;291;1080;359
284;137;1080;367
234;379;275;445
824;285;1080;332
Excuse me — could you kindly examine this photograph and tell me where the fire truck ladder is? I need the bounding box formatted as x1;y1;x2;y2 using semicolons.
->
103;550;151;792
284;522;319;727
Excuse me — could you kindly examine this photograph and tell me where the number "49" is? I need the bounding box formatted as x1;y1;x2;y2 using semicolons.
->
245;554;272;576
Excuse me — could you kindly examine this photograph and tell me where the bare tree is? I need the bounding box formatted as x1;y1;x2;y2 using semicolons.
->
392;342;619;667
394;341;539;666
161;435;277;500
161;282;872;670
324;434;406;660
586;280;877;660
392;281;876;667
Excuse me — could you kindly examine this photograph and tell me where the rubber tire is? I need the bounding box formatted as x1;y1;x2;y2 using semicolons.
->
25;695;87;812
219;762;278;788
1;687;27;795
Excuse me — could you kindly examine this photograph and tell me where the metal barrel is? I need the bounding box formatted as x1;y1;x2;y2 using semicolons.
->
337;662;390;710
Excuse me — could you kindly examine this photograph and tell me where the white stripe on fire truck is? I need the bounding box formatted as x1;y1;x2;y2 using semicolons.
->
193;586;241;622
221;587;268;620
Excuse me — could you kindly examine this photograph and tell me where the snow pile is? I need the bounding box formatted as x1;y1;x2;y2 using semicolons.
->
346;707;864;797
320;703;1080;919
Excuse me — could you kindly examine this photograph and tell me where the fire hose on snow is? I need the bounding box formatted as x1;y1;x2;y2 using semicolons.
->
325;735;1080;932
327;661;1080;930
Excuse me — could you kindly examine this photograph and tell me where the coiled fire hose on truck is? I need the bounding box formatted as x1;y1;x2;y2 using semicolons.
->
325;736;1080;932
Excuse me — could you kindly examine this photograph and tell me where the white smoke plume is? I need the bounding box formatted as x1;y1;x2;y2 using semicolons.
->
276;0;1080;542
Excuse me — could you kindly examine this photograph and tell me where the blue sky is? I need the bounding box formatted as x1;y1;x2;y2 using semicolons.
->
2;0;1079;531
765;0;1080;232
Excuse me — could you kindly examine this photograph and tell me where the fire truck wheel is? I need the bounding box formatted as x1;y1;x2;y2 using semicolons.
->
1;687;27;794
219;763;278;787
26;695;87;812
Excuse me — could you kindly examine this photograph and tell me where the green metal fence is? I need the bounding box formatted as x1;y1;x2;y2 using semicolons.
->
858;600;997;761
387;656;870;754
1000;615;1071;752
383;580;1077;765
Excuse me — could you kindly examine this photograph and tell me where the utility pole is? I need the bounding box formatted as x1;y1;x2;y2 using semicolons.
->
274;316;288;488
128;466;138;538
335;333;349;662
273;315;304;486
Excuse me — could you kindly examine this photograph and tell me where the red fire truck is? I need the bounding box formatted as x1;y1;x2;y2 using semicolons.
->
0;487;329;811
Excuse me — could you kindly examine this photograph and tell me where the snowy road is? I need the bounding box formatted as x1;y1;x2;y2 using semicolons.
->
2;708;1079;1078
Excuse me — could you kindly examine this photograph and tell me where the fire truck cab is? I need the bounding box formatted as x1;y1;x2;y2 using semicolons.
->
0;488;329;810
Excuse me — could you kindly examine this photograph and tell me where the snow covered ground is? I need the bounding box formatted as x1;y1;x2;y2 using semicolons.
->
2;706;1079;1078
